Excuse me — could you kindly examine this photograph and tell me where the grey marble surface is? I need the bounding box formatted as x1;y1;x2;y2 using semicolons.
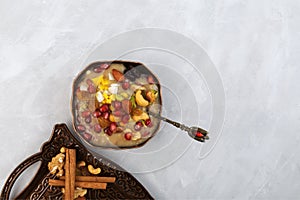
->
1;0;300;199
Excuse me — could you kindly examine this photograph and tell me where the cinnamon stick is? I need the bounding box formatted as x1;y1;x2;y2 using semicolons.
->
49;179;107;190
60;176;116;183
69;149;76;199
64;149;71;200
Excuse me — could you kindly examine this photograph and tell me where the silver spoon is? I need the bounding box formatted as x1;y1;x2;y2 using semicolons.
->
149;111;209;142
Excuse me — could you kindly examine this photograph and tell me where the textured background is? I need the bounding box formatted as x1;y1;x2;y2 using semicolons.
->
0;0;300;199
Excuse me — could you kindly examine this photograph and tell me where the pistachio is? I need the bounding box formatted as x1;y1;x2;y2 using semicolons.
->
115;94;124;101
121;92;129;98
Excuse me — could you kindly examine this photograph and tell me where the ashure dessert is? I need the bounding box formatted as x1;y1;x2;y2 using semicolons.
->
72;61;162;148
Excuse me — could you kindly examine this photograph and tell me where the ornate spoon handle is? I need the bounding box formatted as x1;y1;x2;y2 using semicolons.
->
149;112;209;142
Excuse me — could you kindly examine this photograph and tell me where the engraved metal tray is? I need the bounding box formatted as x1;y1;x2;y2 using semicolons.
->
0;124;153;199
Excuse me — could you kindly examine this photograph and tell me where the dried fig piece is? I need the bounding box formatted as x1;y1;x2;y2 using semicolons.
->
98;117;110;128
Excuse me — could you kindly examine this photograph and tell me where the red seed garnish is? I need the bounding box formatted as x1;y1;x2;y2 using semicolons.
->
83;132;92;141
121;114;130;124
102;112;110;120
94;124;102;133
113;110;124;117
134;121;143;131
145;118;152;127
85;116;92;124
142;131;151;137
92;110;101;118
122;81;130;90
104;127;113;136
88;85;96;94
113;101;122;110
86;79;93;85
76;115;81;123
81;111;91;118
99;104;109;113
77;125;86;132
109;122;117;132
100;63;110;69
196;132;204;138
93;66;103;73
124;132;132;140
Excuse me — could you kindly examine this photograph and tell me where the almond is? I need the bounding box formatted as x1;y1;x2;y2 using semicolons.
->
112;69;124;82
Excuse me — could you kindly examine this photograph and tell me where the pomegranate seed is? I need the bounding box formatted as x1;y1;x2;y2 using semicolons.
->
147;75;155;84
113;110;123;117
77;125;86;132
196;132;204;138
92;110;101;118
81;111;91;118
83;132;92;141
76;115;81;123
86;79;93;85
94;124;102;133
102;112;110;120
122;114;130;124
104;127;113;136
145;118;152;127
134;121;143;131
85;116;91;124
99;104;109;113
88;85;96;94
124;132;132;140
113;101;122;110
93;66;103;73
100;63;110;69
109;122;117;132
142;131;150;137
122;81;130;90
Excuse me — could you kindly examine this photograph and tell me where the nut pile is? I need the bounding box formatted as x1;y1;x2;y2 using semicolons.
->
48;147;116;200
